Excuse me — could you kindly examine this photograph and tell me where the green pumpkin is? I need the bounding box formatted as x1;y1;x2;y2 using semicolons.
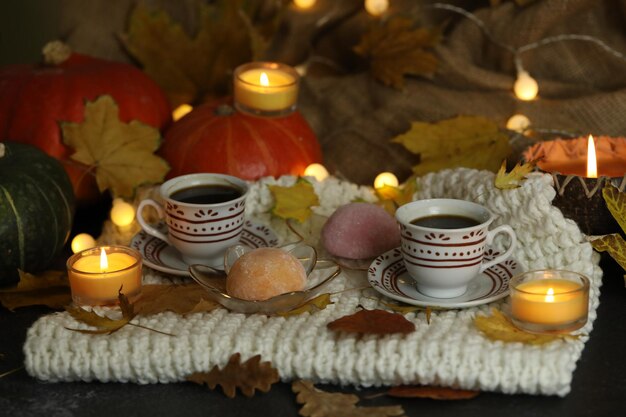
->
0;141;75;285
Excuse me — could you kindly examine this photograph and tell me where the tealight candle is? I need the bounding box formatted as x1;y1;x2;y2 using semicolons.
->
509;270;589;334
67;246;142;306
234;62;299;117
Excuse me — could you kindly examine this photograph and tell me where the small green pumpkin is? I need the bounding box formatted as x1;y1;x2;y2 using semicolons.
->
0;141;75;285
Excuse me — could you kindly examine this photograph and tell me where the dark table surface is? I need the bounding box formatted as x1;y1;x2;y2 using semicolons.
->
1;203;625;417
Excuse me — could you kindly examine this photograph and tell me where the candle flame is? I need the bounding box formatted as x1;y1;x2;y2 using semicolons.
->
260;72;269;87
545;287;555;303
100;248;109;271
586;135;597;178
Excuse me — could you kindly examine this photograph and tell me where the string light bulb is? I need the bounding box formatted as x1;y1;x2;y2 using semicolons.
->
506;114;531;133
304;163;329;181
172;104;193;121
514;70;539;101
365;0;389;16
110;198;136;228
374;172;399;189
71;233;96;253
293;0;316;9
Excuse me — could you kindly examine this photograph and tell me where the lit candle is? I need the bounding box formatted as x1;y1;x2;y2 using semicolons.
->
71;233;96;253
373;172;399;189
234;62;299;117
514;70;538;101
172;104;193;121
586;135;597;178
509;270;589;333
304;163;329;181
110;198;136;228
365;0;389;16
67;246;142;306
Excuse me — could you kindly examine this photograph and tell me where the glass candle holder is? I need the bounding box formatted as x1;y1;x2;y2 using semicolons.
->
233;62;299;117
509;269;590;334
67;245;142;306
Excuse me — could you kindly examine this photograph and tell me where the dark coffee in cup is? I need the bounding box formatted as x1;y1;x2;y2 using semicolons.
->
170;185;242;205
410;214;480;229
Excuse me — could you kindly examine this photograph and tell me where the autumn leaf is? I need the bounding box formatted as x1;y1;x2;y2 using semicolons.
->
494;160;536;190
354;16;439;89
187;353;279;398
62;95;169;198
327;308;415;335
602;185;626;234
65;292;135;335
392;115;511;175
122;1;279;107
379;301;433;324
375;177;418;215
277;293;333;317
590;234;626;285
293;380;405;417
474;309;576;345
0;270;71;311
269;179;320;222
134;284;220;316
387;385;479;400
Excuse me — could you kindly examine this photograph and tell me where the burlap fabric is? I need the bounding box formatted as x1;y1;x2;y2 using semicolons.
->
53;0;626;184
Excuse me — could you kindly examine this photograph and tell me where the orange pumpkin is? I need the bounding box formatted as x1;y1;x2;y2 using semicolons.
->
161;101;323;180
0;42;171;204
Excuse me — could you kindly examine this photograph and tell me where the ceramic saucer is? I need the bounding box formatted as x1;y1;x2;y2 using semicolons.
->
368;247;521;309
130;219;279;277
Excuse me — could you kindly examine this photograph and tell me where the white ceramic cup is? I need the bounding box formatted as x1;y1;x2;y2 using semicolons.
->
395;199;516;298
137;173;248;268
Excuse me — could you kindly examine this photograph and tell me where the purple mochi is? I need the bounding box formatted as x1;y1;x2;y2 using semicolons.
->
321;202;401;259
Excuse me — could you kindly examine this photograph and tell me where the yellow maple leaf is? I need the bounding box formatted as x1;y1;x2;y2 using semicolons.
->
474;309;576;345
375;176;418;215
590;233;626;284
122;1;279;107
268;179;320;223
602;185;626;234
354;16;439;89
494;160;536;190
277;293;333;317
62;95;169;198
393;115;511;175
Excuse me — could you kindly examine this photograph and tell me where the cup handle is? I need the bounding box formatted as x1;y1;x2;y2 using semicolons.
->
137;199;170;244
479;225;517;273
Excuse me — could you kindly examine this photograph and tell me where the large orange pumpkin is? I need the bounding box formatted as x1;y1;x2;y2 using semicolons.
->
0;42;171;204
161;101;323;180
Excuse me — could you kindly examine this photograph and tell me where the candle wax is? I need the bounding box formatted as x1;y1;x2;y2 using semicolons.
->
234;68;297;112
511;279;588;325
70;252;141;304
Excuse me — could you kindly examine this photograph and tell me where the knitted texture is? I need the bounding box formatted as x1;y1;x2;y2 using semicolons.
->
23;169;602;396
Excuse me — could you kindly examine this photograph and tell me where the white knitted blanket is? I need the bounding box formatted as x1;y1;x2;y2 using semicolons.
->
24;169;602;396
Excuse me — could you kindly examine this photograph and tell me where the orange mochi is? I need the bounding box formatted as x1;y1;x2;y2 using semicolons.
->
226;247;307;301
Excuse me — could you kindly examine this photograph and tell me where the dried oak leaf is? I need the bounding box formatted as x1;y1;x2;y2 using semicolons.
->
354;17;439;89
62;95;169;198
474;309;576;345
392;115;511;175
65;292;135;335
327;309;415;335
602;185;626;234
293;380;405;417
590;234;626;285
122;1;261;107
269;179;320;223
187;353;279;398
134;284;220;316
0;270;70;311
387;385;479;400
277;293;333;317
494;160;536;190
